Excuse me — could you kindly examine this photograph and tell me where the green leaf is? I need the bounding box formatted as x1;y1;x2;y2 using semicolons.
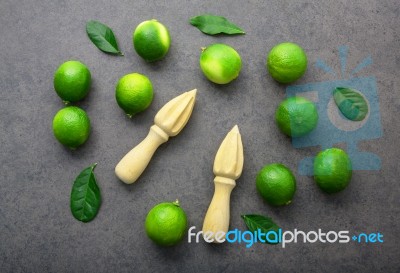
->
241;214;280;244
189;14;245;35
86;20;123;55
333;87;369;121
70;163;101;222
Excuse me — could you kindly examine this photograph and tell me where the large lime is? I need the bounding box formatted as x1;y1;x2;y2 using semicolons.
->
52;106;91;149
145;200;188;246
267;42;307;84
115;73;154;117
133;20;171;62
53;60;91;103
275;96;318;137
256;163;297;206
199;43;242;84
314;148;352;193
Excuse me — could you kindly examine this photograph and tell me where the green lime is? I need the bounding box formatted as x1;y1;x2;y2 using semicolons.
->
145;200;188;246
314;148;352;193
52;106;91;149
275;96;318;137
256;163;296;206
199;43;242;84
133;19;171;62
267;42;307;84
115;73;154;117
53;60;91;103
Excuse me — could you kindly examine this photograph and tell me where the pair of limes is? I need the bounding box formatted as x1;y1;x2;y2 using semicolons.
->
256;148;352;206
136;20;242;85
199;42;307;85
267;44;316;138
114;19;173;118
116;19;173;117
52;60;92;149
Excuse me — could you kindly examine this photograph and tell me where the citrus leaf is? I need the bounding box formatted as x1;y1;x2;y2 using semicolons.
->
189;14;245;35
241;214;280;244
70;163;101;222
333;87;368;121
86;20;123;55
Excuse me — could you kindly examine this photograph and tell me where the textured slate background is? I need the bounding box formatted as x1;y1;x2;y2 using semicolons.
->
1;0;399;272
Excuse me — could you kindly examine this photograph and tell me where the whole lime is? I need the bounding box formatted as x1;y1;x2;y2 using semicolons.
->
115;73;154;117
314;148;352;193
199;43;242;84
267;42;307;84
53;60;91;103
275;96;318;137
133;19;171;62
145;200;188;246
52;106;91;149
256;163;296;206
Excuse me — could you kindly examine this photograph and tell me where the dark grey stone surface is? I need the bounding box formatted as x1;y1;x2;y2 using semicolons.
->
1;0;399;272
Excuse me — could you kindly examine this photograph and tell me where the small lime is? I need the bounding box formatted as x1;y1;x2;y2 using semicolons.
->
145;200;188;246
314;148;352;193
115;73;154;117
52;106;91;149
199;43;242;84
256;163;296;206
267;42;307;84
275;96;318;137
133;19;171;62
53;60;91;103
